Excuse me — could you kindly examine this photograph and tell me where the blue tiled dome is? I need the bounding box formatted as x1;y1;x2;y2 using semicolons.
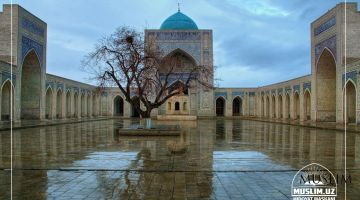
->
160;11;198;30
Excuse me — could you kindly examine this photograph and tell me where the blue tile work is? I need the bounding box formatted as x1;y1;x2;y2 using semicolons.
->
21;36;43;65
271;90;276;95
101;91;108;97
342;70;357;86
232;91;244;98
293;85;300;93
159;43;201;64
66;88;71;93
73;87;79;93
249;92;255;96
303;82;311;92
314;16;336;36
1;72;16;86
57;83;64;91
265;91;270;95
80;89;86;94
148;31;201;40
160;73;195;85
46;81;54;89
315;35;336;63
215;92;227;100
285;86;292;94
21;17;45;37
277;88;283;95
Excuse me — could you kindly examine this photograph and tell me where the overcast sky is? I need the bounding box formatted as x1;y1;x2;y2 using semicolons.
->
3;0;358;87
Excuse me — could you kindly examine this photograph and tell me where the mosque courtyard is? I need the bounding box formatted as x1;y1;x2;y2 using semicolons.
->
1;0;360;199
0;119;359;199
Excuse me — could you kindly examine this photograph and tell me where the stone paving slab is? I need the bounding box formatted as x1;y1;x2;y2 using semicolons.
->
1;169;358;199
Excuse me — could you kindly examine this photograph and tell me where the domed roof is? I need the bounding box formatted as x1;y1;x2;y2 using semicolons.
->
160;11;198;30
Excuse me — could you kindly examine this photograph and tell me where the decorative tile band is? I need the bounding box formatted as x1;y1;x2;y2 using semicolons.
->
21;36;43;65
56;83;64;90
342;70;357;86
21;17;45;37
232;91;244;97
315;35;336;64
293;85;300;93
314;16;336;36
285;86;292;94
148;31;201;40
303;82;311;92
249;92;255;96
46;81;54;89
1;72;16;86
215;92;227;100
277;88;283;94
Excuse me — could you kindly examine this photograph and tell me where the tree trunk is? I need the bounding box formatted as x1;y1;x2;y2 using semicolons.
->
141;108;153;129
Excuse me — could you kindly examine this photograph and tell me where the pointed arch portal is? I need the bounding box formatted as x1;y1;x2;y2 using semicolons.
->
316;48;336;121
21;50;41;119
216;97;225;116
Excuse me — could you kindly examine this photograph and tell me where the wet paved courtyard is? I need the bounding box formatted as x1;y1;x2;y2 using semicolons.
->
0;119;359;199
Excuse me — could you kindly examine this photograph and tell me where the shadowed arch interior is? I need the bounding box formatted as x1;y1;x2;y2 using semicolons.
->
232;97;242;116
278;95;283;118
304;90;311;120
216;97;225;116
293;92;300;119
1;80;14;121
266;96;270;117
285;93;290;119
344;81;356;123
21;50;41;119
66;91;71;117
162;49;197;74
56;89;63;118
45;87;53;119
271;95;276;118
74;93;78;117
113;96;124;116
316;48;336;121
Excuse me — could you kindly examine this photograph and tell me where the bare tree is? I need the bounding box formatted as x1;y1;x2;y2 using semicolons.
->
83;26;213;118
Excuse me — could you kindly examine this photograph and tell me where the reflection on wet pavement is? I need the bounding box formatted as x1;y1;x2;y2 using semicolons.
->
0;119;359;199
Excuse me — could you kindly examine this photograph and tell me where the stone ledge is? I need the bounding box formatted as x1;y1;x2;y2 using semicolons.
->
157;115;197;121
118;129;180;136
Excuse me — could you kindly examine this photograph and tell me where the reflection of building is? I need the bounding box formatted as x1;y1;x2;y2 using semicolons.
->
0;3;360;123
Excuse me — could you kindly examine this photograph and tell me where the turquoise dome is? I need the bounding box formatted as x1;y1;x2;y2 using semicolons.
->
160;11;198;30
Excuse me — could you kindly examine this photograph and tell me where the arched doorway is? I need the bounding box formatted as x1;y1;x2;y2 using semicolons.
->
271;95;276;118
316;48;336;121
56;89;63;118
113;96;124;116
92;94;97;116
1;80;14;121
87;94;91;116
66;91;71;118
45;87;53;119
131;96;140;118
74;93;78;117
21;50;41;119
278;95;283;118
232;97;242;116
261;96;264;117
81;94;86;117
293;92;300;119
304;90;311;120
216;97;225;116
285;93;290;119
344;81;356;123
266;96;270;117
175;102;180;111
